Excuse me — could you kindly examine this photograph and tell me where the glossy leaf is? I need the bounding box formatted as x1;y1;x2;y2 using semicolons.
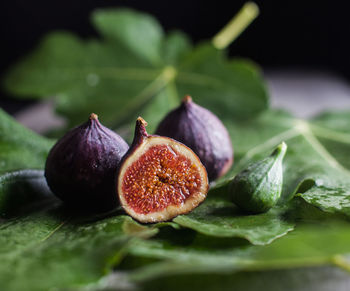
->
121;223;350;288
0;207;156;291
173;198;294;245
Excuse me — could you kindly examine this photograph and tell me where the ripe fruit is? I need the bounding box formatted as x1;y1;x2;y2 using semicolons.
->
229;142;287;214
117;117;209;223
155;95;233;181
45;113;129;210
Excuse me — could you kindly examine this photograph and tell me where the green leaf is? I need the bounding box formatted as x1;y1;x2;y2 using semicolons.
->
92;8;164;65
161;31;192;65
0;170;56;218
217;109;350;217
0;109;54;214
3;9;268;130
0;207;156;291
173;198;294;245
0;108;53;174
177;48;268;119
120;223;350;287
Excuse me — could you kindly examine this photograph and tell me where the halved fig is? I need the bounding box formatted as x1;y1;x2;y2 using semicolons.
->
117;117;209;223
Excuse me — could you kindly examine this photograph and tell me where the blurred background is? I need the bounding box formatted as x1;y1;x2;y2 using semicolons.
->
1;0;350;116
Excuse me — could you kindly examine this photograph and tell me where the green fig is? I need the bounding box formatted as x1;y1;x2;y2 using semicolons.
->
229;142;287;214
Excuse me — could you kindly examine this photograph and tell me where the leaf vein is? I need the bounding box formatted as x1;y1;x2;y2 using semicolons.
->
311;124;350;145
40;220;67;242
237;127;300;169
296;120;350;176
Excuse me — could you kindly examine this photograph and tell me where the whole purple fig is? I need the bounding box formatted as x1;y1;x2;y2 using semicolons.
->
45;113;129;210
156;96;233;181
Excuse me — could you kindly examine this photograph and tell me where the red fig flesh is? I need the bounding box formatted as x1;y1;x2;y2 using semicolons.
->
45;113;129;210
156;96;233;181
117;117;209;223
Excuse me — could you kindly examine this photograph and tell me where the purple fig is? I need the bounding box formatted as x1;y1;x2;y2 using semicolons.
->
117;117;209;223
156;96;233;181
45;113;129;210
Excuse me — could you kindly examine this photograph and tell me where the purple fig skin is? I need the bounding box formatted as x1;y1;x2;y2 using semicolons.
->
45;113;129;211
155;96;233;181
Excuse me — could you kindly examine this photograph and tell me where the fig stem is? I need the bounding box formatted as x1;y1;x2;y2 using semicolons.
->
89;113;98;120
133;117;149;145
182;95;193;104
212;2;259;50
137;116;148;128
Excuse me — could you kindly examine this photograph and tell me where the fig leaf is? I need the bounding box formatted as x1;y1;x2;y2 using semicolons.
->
3;9;268;132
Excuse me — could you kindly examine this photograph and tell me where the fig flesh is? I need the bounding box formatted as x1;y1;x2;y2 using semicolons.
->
156;95;233;181
117;117;209;223
45;113;129;210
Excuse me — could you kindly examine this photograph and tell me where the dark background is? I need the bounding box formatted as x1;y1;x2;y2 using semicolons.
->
1;0;350;114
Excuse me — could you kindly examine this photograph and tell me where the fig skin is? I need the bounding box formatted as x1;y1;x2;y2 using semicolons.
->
156;95;233;181
45;113;129;211
117;117;209;223
229;142;287;214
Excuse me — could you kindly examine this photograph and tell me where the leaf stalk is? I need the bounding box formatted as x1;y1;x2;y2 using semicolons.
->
212;2;259;50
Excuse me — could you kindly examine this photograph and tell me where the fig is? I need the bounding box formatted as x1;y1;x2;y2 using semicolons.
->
155;95;233;181
117;117;209;223
229;142;287;214
45;113;129;210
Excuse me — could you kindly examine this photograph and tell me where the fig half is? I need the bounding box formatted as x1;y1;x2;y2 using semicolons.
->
156;95;233;181
45;113;129;210
117;117;209;223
